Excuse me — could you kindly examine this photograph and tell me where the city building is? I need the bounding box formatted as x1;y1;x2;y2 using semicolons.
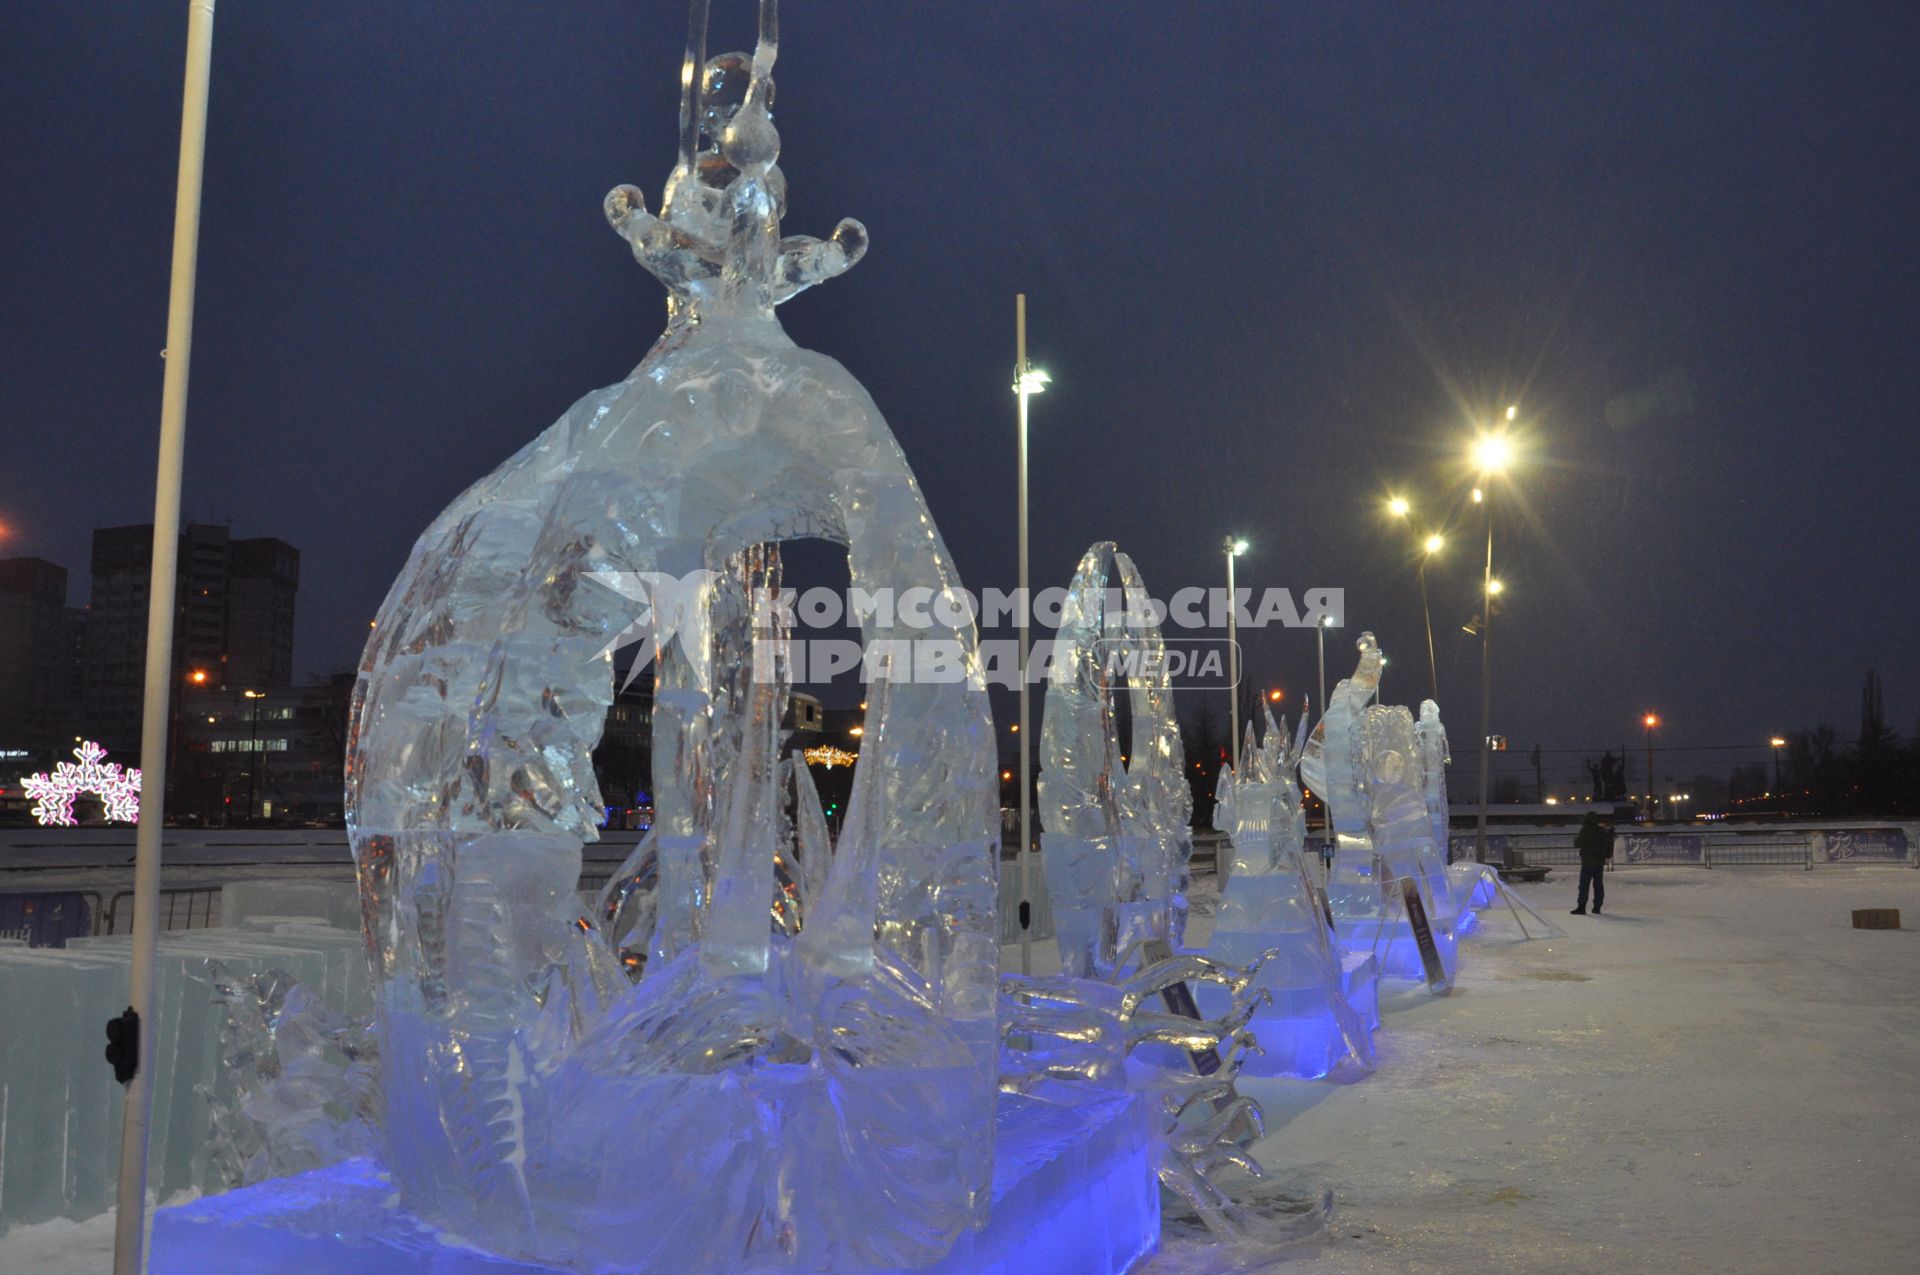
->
82;524;299;758
175;674;353;824
0;556;87;769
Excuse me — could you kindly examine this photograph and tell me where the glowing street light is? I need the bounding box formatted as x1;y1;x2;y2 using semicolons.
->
1224;535;1249;768
1770;735;1788;796
1487;578;1505;596
1387;495;1411;518
188;669;208;685
1267;688;1284;703
1424;533;1445;555
1472;433;1514;475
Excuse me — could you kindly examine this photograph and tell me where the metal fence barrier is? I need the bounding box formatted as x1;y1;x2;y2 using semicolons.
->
1505;829;1917;873
103;886;224;936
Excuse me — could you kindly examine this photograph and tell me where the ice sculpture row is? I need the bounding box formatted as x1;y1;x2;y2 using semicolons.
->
137;0;1500;1266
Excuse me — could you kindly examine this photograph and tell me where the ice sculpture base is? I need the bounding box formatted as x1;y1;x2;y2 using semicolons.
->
1456;864;1503;911
1197;951;1380;1079
1337;921;1457;984
150;1094;1158;1275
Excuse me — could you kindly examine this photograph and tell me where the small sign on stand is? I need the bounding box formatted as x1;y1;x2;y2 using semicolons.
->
1399;876;1450;994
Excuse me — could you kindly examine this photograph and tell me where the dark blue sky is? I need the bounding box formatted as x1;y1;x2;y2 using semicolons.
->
3;2;1916;793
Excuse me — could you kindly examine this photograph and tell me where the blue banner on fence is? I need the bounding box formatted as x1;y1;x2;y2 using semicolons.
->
1620;833;1705;865
0;892;95;948
1812;829;1909;864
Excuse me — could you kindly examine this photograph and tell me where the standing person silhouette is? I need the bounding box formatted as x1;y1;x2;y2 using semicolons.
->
1571;811;1613;915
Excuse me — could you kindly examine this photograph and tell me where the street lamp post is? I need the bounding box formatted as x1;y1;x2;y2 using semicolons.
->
244;690;264;822
1224;537;1248;769
1770;736;1787;799
1013;294;1048;976
1418;535;1443;702
1470;412;1515;864
1643;713;1660;820
1388;497;1445;703
1316;613;1331;731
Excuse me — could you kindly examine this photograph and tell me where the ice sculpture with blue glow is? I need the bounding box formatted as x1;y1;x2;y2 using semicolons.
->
1203;708;1378;1078
142;6;1155;1271
1037;542;1192;980
1020;541;1333;1248
1299;633;1457;984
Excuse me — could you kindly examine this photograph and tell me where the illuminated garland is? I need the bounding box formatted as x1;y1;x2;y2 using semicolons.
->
802;744;858;769
20;740;141;826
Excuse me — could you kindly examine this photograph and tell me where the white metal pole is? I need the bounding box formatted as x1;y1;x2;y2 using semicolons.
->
1225;542;1239;770
115;3;216;1270
1016;294;1032;976
1475;487;1494;864
1316;618;1327;734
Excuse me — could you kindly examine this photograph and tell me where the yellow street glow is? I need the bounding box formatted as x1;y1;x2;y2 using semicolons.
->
1423;533;1445;554
1472;433;1514;473
1387;496;1410;517
1486;578;1504;595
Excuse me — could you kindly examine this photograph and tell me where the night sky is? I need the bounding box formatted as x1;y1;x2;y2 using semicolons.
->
4;3;1916;795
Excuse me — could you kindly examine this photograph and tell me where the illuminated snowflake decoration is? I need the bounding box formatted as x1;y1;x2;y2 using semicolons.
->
21;741;141;827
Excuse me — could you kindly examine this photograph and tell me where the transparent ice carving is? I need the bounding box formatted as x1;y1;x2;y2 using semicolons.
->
999;952;1332;1249
1207;706;1375;1078
201;964;380;1191
1300;634;1454;980
1037;542;1193;980
345;3;998;1267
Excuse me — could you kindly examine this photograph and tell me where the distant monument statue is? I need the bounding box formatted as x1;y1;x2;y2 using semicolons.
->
1587;752;1627;801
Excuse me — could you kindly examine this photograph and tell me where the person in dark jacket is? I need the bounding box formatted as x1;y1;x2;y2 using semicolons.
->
1571;812;1612;914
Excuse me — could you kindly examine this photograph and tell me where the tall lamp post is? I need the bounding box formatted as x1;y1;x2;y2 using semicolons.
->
1418;533;1444;701
1224;536;1248;768
243;689;264;821
1316;612;1332;731
1385;495;1445;702
1470;412;1515;864
1769;736;1787;801
1643;712;1660;820
1013;294;1048;976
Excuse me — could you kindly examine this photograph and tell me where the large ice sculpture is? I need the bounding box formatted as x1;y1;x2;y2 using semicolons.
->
1037;542;1192;980
344;4;1000;1268
1204;707;1375;1078
1299;634;1455;982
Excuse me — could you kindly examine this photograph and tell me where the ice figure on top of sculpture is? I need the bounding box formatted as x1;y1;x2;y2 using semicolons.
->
1298;633;1456;983
343;6;1005;1270
1200;707;1377;1079
1036;542;1193;981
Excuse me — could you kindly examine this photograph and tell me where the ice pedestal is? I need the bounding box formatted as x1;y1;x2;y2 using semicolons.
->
1450;862;1500;911
1336;915;1458;984
1192;949;1379;1079
151;1093;1159;1275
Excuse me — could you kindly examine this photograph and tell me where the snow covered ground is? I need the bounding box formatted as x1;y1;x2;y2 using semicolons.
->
8;866;1918;1273
1153;866;1920;1273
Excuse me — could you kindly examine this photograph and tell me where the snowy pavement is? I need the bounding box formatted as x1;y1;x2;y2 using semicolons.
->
8;867;1918;1273
1153;866;1920;1273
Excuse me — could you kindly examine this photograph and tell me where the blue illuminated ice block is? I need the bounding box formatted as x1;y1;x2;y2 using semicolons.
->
150;1093;1158;1275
